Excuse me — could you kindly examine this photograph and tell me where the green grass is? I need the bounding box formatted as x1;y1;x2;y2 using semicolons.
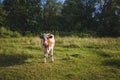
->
0;36;120;80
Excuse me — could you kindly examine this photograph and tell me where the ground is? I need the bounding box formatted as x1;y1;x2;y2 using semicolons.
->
0;36;120;80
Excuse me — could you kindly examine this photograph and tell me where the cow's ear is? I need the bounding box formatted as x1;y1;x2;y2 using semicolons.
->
40;35;43;39
49;35;53;38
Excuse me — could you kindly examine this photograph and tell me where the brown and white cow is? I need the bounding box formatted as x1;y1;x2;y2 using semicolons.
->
40;33;55;63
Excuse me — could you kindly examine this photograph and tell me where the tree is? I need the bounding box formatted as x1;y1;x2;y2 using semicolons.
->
41;0;63;30
62;0;96;31
95;0;120;36
62;0;84;31
3;0;63;33
0;1;6;27
3;0;42;33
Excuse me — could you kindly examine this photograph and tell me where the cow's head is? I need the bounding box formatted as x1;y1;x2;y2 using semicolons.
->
41;33;54;48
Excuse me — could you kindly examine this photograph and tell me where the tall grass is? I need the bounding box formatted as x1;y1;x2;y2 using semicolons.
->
0;36;120;80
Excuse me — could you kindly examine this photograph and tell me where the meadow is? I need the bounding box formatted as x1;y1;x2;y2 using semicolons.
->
0;36;120;80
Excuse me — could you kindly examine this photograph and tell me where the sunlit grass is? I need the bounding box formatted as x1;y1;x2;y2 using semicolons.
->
0;36;120;80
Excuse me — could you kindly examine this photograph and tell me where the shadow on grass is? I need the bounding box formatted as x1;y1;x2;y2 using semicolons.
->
98;51;112;58
85;48;112;58
103;58;120;67
85;45;103;49
62;53;84;61
65;73;75;79
25;45;41;50
63;44;80;48
70;54;85;58
0;53;33;67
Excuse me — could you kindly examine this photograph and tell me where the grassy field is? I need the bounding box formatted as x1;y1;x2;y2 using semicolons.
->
0;36;120;80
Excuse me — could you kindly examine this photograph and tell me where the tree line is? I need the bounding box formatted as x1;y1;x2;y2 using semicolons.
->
0;0;120;37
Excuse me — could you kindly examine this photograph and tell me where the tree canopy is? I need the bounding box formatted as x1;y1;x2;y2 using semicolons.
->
0;0;120;36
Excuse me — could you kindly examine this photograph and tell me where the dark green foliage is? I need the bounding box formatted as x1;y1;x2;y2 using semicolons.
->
95;0;120;37
62;0;96;31
0;2;6;26
0;0;119;37
3;0;42;32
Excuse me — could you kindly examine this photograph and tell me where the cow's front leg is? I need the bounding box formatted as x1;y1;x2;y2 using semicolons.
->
44;51;48;63
50;49;54;63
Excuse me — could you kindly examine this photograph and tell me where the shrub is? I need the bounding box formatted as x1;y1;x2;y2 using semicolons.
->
12;31;21;37
0;27;21;38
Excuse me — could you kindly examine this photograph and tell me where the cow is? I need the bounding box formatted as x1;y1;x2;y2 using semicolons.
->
40;33;55;63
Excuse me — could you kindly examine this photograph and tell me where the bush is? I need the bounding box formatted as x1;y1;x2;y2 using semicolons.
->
0;27;21;38
12;31;21;37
